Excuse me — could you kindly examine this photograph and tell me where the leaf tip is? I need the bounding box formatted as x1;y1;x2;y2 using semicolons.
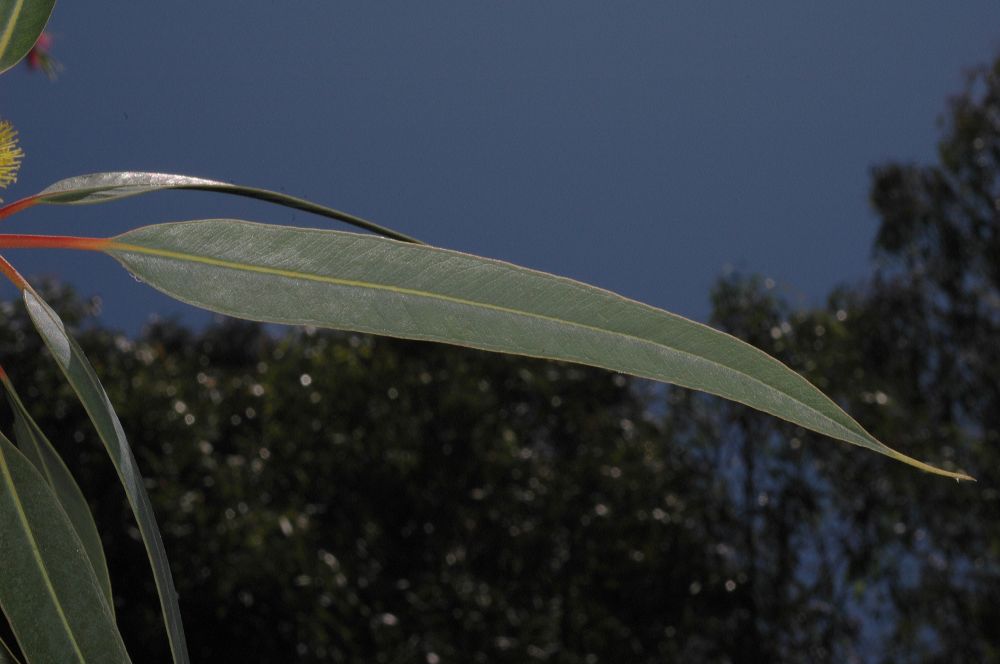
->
880;446;973;482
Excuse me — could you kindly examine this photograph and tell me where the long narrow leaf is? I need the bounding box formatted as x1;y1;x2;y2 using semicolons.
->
21;172;420;243
22;288;189;664
95;219;970;479
0;432;130;663
1;371;115;614
0;0;55;75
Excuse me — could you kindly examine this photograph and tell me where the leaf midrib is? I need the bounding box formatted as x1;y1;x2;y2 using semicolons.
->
107;238;867;446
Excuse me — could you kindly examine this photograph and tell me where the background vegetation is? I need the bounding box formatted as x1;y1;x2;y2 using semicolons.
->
1;51;997;663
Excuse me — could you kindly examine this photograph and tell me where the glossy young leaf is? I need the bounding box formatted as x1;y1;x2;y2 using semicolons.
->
23;171;420;243
98;219;969;479
0;432;131;663
0;0;55;75
1;372;115;614
22;288;190;664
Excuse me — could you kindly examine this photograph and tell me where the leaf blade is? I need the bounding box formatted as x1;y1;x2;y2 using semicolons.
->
32;171;420;243
1;372;115;614
104;219;970;480
0;431;131;663
22;288;190;664
0;0;55;75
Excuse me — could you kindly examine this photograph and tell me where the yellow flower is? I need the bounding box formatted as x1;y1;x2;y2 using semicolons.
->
0;120;24;195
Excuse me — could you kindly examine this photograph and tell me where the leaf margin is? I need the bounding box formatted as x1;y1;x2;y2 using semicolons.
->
21;286;190;664
99;218;972;481
0;369;115;614
0;0;55;76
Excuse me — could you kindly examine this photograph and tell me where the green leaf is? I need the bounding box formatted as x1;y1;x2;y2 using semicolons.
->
0;0;55;75
102;219;970;480
0;431;131;663
22;288;190;664
33;171;420;243
1;372;115;615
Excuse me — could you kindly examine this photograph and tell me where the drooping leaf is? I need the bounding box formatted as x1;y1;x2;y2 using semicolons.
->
95;218;970;480
22;288;189;664
25;171;420;243
0;431;131;663
1;371;115;614
0;0;55;75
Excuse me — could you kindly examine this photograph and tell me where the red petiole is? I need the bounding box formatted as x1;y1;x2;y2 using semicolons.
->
0;233;111;290
0;254;27;290
0;196;41;221
0;233;109;251
0;195;110;289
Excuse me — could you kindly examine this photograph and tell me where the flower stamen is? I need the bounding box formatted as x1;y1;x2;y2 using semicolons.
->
0;120;24;196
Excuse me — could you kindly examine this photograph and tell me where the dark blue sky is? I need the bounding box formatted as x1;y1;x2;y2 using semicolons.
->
2;2;999;334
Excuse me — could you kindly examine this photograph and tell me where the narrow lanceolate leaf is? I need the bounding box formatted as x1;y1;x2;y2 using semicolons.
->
0;0;55;75
12;171;420;243
1;371;115;614
92;219;969;480
22;288;190;664
0;432;131;663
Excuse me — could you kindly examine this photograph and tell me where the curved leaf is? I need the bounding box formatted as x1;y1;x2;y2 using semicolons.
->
1;372;114;614
99;219;970;480
22;288;189;664
0;432;130;663
31;171;420;243
0;0;55;75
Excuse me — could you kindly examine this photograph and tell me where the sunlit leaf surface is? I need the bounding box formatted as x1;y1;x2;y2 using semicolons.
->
32;171;419;243
101;219;970;479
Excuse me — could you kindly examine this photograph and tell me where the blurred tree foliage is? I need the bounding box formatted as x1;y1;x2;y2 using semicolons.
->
0;288;754;663
669;53;1000;662
1;54;999;664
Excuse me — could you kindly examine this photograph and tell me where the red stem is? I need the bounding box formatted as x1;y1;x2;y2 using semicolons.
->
0;196;41;221
0;234;108;251
0;233;110;291
0;254;28;290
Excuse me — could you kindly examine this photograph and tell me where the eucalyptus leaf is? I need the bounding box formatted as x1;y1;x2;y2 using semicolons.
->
31;171;420;243
22;288;189;664
0;0;55;75
1;372;115;614
0;431;130;663
101;218;970;480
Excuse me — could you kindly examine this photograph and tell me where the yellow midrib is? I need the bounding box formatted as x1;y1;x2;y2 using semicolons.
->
105;241;875;440
104;237;969;479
